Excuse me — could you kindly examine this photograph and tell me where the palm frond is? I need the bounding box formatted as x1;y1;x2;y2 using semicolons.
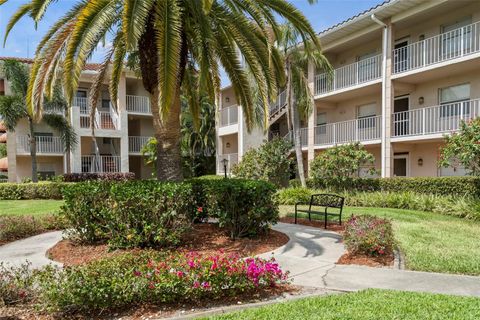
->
3;3;31;47
122;0;155;51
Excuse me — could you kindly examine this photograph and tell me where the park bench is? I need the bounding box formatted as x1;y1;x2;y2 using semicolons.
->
294;194;345;229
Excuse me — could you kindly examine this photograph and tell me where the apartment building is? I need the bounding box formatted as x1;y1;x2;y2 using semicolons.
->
1;58;155;182
216;0;480;178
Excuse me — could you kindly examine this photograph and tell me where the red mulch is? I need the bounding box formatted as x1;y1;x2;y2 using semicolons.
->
48;223;290;267
337;252;394;267
279;217;345;233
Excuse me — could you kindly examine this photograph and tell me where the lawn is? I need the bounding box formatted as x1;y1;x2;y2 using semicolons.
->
280;205;480;275
206;289;480;320
0;200;63;216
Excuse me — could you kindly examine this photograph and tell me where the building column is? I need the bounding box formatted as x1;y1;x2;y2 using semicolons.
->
307;60;316;174
70;106;82;173
381;19;394;178
6;131;17;182
118;73;129;173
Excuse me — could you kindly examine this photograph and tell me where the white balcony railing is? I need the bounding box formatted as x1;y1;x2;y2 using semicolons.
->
392;99;480;138
313;116;382;146
393;21;480;74
16;136;64;154
129;136;152;154
269;90;287;117
79;103;119;130
217;153;238;174
220;105;238;127
126;95;151;114
73;96;89;114
315;54;382;96
81;155;121;173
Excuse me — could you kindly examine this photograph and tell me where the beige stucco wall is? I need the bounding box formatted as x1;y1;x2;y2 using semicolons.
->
15;156;64;182
127;117;154;136
129;156;153;179
316;93;382;124
220;134;238;155
393;141;444;177
220;87;238;109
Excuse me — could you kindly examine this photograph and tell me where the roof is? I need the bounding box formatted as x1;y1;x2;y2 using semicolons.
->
0;57;102;71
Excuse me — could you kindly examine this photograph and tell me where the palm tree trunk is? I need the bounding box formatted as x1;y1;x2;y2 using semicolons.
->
150;89;183;181
28;118;38;183
287;62;307;187
65;109;72;174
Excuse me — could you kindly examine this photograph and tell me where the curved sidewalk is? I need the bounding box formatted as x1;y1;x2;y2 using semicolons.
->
262;223;480;297
0;231;63;268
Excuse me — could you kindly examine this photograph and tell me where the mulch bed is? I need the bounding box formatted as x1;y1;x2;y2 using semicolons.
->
48;223;290;266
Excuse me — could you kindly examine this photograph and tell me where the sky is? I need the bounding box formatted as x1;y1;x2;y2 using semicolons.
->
0;0;385;86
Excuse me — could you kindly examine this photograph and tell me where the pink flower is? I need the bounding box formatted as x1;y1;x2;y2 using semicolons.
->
197;207;203;213
193;281;200;289
133;270;142;277
201;281;211;289
176;271;184;278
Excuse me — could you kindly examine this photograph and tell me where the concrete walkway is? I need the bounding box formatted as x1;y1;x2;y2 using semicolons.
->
260;223;480;297
0;231;63;268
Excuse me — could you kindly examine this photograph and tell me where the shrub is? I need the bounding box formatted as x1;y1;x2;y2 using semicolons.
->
232;137;293;188
344;215;394;256
38;251;288;313
0;182;64;200
308;176;480;197
0;214;67;244
309;143;376;190
63;172;135;182
61;181;194;248
195;178;279;239
0;263;38;305
276;187;313;205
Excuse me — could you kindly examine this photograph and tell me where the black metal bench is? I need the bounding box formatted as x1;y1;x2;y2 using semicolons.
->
294;194;345;229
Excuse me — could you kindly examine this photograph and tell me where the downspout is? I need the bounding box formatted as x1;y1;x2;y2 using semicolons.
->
371;14;389;178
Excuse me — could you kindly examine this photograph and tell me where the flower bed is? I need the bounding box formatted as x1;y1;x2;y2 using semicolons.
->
0;251;289;317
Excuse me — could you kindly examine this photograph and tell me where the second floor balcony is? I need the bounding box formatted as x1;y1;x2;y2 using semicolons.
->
393;21;480;75
219;105;238;127
126;95;151;114
16;135;63;155
128;136;152;154
315;54;382;97
75;97;120;130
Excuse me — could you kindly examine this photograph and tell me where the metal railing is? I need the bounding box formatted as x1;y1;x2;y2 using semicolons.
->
126;95;151;114
392;99;480;137
217;153;239;174
313;115;382;146
129;136;152;154
80;104;119;130
393;21;480;74
74;96;89;114
81;155;121;173
315;54;382;96
269;90;287;117
220;105;238;127
17;136;63;154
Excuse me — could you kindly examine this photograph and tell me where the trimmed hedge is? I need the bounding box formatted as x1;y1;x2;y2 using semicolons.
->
308;176;480;197
61;179;278;247
0;182;65;200
63;172;135;182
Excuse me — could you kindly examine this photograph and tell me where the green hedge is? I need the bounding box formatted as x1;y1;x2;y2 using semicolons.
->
61;179;278;247
308;176;480;197
0;182;65;200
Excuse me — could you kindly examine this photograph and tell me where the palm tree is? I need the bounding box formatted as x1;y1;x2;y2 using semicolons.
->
0;59;77;182
277;23;332;187
2;0;321;181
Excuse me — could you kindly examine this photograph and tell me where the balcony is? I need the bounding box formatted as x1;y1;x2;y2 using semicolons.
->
129;136;152;154
315;54;382;97
75;97;120;130
392;99;479;140
16;136;63;155
393;21;480;75
309;116;382;147
126;95;151;114
217;153;238;174
269;90;287;122
81;155;121;173
219;105;238;127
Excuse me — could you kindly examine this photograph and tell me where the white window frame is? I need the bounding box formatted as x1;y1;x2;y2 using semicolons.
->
439;83;470;118
394;153;410;177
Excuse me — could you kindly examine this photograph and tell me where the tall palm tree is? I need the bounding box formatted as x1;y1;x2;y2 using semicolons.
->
277;23;331;187
0;59;77;182
2;0;321;181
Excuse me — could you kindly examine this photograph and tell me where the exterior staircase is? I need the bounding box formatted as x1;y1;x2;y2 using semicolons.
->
269;90;288;125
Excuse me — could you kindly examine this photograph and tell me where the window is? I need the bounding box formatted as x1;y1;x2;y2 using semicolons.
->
439;83;470;117
316;112;327;134
357;52;378;83
357;103;376;129
441;17;472;57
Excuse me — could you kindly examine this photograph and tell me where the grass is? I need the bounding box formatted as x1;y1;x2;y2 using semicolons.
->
206;289;480;320
0;200;63;216
280;205;480;275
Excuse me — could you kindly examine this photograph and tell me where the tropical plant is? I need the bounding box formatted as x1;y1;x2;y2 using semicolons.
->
0;144;6;158
232;137;293;188
277;22;332;187
439;118;480;175
3;0;321;181
0;60;77;182
309;143;376;190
